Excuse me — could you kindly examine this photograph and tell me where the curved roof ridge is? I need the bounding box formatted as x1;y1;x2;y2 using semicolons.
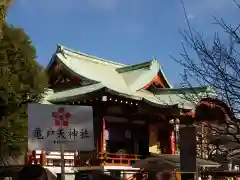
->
57;44;126;68
116;59;157;73
151;86;211;94
159;65;172;88
154;58;172;88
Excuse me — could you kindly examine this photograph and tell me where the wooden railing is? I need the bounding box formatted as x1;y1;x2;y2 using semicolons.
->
27;151;142;167
99;152;141;166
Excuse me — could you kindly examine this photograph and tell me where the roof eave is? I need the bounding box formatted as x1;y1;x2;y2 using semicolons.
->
45;44;63;72
46;85;181;108
151;86;213;95
46;83;105;103
158;63;172;88
59;44;126;68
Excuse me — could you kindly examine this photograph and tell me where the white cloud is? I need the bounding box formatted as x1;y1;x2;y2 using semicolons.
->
202;0;236;10
85;0;119;11
186;14;195;20
126;23;144;36
183;0;237;20
17;0;80;12
17;0;120;13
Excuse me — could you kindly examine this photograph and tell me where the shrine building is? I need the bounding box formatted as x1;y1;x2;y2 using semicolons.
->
28;44;214;176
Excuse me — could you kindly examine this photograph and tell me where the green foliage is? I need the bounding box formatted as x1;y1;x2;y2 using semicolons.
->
0;0;12;38
0;24;48;157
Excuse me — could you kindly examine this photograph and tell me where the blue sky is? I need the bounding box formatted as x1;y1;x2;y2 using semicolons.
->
6;0;240;86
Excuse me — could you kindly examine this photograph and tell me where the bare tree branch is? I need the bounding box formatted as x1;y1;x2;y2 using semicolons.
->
173;0;240;167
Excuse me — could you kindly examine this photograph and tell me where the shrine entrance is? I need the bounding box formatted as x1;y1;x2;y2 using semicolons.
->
104;117;149;156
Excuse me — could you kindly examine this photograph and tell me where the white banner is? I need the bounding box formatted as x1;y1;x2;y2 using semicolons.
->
28;103;95;151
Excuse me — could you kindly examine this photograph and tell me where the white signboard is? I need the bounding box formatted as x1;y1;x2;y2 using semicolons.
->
28;103;95;151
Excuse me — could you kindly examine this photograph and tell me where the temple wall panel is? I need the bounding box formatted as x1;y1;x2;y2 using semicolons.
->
149;124;161;154
149;122;173;154
92;104;104;154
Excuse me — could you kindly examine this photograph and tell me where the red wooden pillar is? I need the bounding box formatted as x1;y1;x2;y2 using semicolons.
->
170;131;176;154
102;118;106;152
26;150;30;164
40;151;46;166
32;150;37;164
169;119;177;154
98;118;106;164
98;118;106;156
74;151;79;166
165;124;174;154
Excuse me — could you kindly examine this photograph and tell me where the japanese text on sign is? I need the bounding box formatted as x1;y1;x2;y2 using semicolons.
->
28;104;94;151
33;127;90;144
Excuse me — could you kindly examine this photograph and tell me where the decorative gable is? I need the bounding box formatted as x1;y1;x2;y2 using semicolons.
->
47;60;93;91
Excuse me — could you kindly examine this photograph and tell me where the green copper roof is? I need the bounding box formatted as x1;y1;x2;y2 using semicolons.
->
116;60;154;73
44;45;213;109
150;86;213;94
46;83;105;103
40;89;54;104
46;83;213;109
51;45;163;92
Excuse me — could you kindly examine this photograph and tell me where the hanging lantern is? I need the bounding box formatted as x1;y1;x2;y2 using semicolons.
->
125;130;131;139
